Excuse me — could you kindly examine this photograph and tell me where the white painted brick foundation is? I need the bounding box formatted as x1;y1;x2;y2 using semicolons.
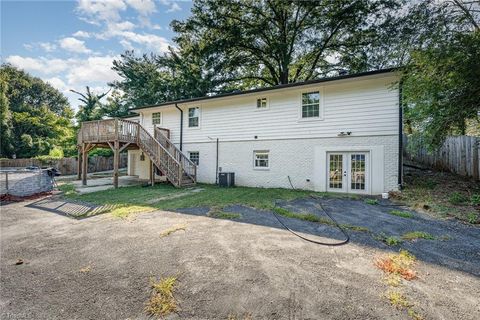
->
180;135;399;194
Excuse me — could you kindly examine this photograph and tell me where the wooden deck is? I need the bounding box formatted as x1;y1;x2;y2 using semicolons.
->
77;119;197;188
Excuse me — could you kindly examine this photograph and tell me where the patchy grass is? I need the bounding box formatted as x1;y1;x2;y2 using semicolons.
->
272;207;321;222
448;192;468;205
61;183;327;214
57;183;77;196
388;210;414;218
208;207;242;220
401;231;435;241
375;250;416;280
364;198;379;205
145;277;178;317
376;250;424;320
160;224;187;238
375;233;403;246
340;224;370;232
110;205;156;219
391;168;480;224
386;290;410;309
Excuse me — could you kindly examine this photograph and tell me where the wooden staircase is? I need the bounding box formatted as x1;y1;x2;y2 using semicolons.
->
77;118;197;188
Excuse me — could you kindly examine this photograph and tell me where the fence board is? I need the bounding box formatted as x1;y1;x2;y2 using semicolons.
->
0;154;127;175
403;135;480;180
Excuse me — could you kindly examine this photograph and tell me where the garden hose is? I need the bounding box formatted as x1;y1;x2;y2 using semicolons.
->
270;176;349;246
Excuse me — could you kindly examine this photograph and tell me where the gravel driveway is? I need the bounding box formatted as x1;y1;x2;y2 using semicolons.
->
1;195;479;319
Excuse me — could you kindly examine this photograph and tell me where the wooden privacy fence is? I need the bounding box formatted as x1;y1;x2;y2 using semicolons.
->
403;135;480;180
0;155;127;176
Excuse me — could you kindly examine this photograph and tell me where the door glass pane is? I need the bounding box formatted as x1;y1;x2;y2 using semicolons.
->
329;154;343;189
351;154;366;190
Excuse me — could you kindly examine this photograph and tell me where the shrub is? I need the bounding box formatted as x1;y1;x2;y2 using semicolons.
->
448;192;468;205
470;194;480;206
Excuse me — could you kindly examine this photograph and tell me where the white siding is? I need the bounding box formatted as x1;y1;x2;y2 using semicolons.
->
133;73;401;193
137;74;399;145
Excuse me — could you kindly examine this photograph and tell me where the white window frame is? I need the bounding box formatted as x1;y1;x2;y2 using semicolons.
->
299;88;324;121
152;112;162;125
255;97;269;110
188;151;199;165
253;150;270;170
188;107;201;128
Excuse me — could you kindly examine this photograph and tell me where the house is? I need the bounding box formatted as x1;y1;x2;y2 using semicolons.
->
77;68;401;194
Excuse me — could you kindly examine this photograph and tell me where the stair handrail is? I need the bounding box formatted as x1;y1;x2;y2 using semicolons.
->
154;127;197;181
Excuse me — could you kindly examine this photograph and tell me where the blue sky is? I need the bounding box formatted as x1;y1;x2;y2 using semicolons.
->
1;0;192;110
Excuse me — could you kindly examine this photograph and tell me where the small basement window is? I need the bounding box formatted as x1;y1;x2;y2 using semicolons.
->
189;151;199;165
254;151;269;169
188;107;200;127
152;112;162;125
301;91;320;118
256;98;267;109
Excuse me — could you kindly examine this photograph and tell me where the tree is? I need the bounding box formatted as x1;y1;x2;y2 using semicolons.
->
171;0;401;86
0;74;13;157
100;90;130;118
0;64;75;158
71;86;109;122
401;0;480;149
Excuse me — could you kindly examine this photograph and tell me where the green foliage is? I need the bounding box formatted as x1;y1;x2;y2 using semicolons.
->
48;146;64;158
470;194;480;206
467;212;478;224
448;192;468;205
71;86;109;123
402;29;480;149
0;74;13;156
401;231;435;241
272;207;321;222
364;198;379;205
388;210;414;219
0;64;74;158
376;233;403;246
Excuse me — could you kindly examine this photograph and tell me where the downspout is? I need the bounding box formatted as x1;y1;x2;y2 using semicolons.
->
398;80;403;190
216;138;219;185
175;103;183;151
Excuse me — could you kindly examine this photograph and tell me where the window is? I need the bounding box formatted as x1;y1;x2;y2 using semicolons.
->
301;91;320;118
152;112;162;125
254;151;269;169
256;98;267;109
189;151;199;165
188;107;199;127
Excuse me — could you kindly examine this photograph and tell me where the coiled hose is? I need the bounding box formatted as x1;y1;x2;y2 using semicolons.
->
270;176;350;246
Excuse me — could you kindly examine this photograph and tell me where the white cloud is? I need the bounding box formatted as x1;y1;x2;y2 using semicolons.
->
116;31;170;53
5;54;122;110
45;77;68;92
166;2;181;13
65;56;121;85
73;30;91;38
76;0;127;22
39;42;57;52
126;0;156;15
59;37;92;54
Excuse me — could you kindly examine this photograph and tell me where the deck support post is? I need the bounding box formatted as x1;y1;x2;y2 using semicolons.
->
149;159;154;186
82;143;88;186
113;140;119;189
77;148;82;180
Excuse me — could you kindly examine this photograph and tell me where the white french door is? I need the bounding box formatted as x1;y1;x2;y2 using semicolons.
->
327;152;369;194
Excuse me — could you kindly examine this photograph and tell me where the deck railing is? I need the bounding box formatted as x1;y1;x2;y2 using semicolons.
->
77;118;196;187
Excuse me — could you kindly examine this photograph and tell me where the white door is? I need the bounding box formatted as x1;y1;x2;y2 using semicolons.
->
327;152;369;194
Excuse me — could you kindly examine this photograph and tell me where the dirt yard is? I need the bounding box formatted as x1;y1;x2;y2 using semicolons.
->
1;194;479;319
